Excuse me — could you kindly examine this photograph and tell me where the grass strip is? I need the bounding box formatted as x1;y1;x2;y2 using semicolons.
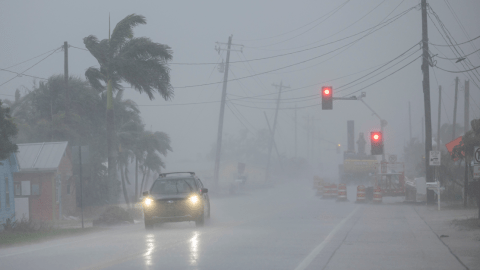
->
0;227;100;247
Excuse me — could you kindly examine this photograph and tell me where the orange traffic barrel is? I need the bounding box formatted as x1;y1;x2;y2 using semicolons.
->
331;184;338;199
356;185;366;203
373;187;382;203
316;184;324;197
322;184;331;199
337;183;347;201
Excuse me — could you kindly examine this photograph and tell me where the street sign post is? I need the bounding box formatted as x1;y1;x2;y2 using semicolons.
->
426;181;443;210
429;151;441;166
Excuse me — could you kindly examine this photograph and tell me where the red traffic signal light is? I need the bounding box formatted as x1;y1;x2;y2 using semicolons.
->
321;86;333;110
370;131;383;155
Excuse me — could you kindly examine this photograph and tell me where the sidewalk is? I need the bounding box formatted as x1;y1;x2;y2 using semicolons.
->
414;204;480;270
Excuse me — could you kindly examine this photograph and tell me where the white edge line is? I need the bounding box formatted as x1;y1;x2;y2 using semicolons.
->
294;206;359;270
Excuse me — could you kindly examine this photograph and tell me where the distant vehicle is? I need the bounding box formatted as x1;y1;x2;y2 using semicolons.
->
141;172;210;230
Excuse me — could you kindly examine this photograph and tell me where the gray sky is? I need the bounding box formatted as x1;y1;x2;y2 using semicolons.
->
1;0;480;177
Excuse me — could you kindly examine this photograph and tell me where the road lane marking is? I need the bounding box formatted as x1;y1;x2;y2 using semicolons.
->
294;206;359;270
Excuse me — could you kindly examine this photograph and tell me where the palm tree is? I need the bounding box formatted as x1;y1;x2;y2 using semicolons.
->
83;14;173;200
137;130;172;194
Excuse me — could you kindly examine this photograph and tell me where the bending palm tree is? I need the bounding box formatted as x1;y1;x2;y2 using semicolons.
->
83;14;173;202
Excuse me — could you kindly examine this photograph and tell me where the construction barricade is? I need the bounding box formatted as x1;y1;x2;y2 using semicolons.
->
337;184;347;201
356;185;366;203
373;187;382;203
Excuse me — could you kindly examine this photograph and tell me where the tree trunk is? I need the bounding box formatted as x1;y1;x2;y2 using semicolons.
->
135;157;138;202
119;164;130;208
106;79;116;203
140;168;147;194
124;165;131;185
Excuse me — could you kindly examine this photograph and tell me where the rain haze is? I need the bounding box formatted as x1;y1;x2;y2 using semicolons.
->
0;0;479;269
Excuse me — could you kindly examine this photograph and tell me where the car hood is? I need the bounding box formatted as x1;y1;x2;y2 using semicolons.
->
149;193;196;200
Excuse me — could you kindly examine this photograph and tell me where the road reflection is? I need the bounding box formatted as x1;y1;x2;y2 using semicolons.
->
144;233;156;266
190;231;200;266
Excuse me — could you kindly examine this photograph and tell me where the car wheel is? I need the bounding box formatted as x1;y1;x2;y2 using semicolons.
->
145;216;154;230
195;212;205;227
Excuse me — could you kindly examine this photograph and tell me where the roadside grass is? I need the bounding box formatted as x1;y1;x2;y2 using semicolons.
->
0;227;100;247
451;217;480;231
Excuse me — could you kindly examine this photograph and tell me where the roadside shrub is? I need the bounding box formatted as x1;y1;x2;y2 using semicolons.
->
1;215;51;233
92;206;134;226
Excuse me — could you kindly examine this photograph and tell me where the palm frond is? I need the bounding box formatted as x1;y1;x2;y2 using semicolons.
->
83;36;109;65
110;14;146;53
85;67;106;91
118;37;172;62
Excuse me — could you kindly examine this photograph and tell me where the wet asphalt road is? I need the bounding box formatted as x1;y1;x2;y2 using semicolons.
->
0;181;466;270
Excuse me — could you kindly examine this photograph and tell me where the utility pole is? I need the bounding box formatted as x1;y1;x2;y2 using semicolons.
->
263;112;284;170
312;116;315;163
213;36;242;188
437;86;441;150
409;101;412;142
265;82;289;182
464;80;470;134
421;0;434;203
422;117;424;144
464;79;470;208
64;41;69;121
294;104;297;159
452;77;459;140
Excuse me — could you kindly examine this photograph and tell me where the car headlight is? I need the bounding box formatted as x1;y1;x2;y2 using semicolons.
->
189;195;199;204
144;198;153;206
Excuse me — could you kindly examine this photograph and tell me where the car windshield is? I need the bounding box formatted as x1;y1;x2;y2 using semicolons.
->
150;178;197;194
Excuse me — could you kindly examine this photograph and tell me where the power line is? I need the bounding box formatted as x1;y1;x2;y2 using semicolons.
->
236;0;351;42
428;6;480;82
435;65;480;73
246;1;414;52
0;68;48;81
432;47;480;60
0;47;61;88
3;48;60;70
165;4;416;68
429;34;480;47
339;54;422;97
243;1;351;48
173;11;414;89
69;45;89;51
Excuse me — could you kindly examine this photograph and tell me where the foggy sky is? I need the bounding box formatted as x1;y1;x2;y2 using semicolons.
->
1;0;479;178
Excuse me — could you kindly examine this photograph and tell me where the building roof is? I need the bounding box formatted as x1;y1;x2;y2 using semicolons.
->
16;142;68;171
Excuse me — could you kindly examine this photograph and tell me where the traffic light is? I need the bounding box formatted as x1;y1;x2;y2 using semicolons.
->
321;86;333;110
336;144;341;154
370;131;384;155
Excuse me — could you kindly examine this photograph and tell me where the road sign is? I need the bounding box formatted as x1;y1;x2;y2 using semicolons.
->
388;155;397;163
429;151;441;166
474;146;480;165
474;165;480;179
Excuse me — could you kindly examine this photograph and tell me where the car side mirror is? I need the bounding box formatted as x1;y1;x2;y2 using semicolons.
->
201;188;208;194
143;191;149;196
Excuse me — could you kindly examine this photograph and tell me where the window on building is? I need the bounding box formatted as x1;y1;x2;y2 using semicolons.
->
31;184;40;196
14;182;21;196
5;176;10;208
